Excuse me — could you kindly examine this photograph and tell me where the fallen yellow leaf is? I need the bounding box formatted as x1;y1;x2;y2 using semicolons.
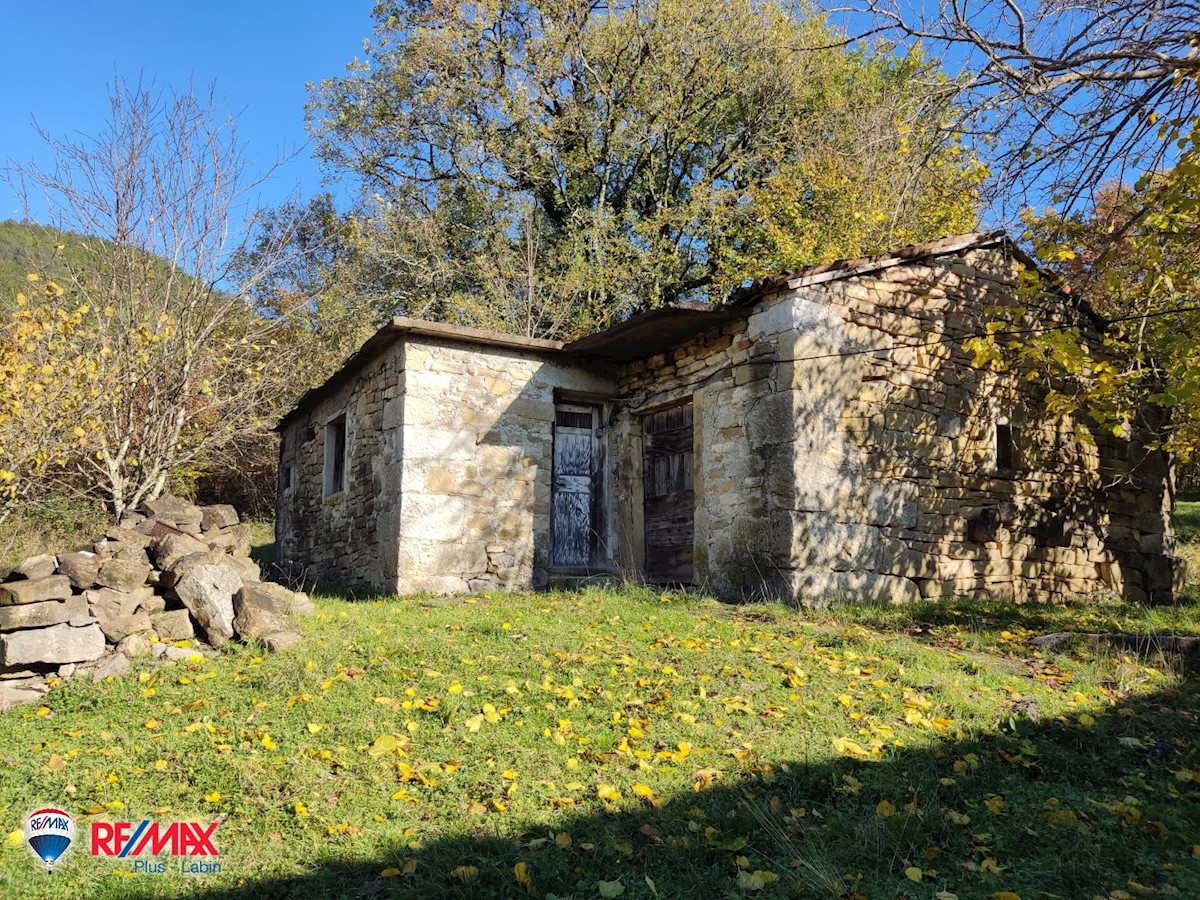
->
513;860;532;888
735;869;779;890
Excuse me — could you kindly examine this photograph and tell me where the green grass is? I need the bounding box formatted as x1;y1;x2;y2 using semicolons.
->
1174;501;1200;545
1;513;1198;898
0;498;108;575
0;585;1196;899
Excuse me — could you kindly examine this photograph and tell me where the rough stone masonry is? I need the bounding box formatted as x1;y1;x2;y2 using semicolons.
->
276;232;1184;606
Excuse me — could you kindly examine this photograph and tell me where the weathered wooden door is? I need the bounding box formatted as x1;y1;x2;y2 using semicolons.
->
643;403;694;583
552;404;602;567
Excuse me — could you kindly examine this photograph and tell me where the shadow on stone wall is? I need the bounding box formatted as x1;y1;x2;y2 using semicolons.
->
283;252;1184;607
718;256;1183;607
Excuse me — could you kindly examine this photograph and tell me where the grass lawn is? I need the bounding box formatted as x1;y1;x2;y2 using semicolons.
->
0;539;1197;897
1174;501;1200;545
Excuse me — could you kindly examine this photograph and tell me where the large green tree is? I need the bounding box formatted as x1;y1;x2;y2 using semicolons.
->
308;0;981;337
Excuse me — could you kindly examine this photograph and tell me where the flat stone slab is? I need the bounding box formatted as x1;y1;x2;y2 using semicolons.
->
150;609;195;641
86;587;152;624
96;559;151;592
141;494;203;525
56;551;101;589
152;533;210;571
0;595;87;632
116;633;153;658
92;653;132;682
200;504;239;531
103;526;152;548
234;605;287;641
211;524;252;557
13;554;57;581
235;582;314;618
261;630;302;653
175;564;241;647
0;622;105;666
221;556;261;583
137;595;167;616
0;682;49;712
0;575;73;606
99;611;152;643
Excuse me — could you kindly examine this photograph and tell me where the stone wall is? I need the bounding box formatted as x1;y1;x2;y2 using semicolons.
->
614;318;771;596
397;335;614;593
278;245;1181;605
277;347;404;591
697;245;1181;605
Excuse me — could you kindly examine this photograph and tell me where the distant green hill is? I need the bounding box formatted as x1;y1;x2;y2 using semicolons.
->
0;220;99;306
0;220;215;313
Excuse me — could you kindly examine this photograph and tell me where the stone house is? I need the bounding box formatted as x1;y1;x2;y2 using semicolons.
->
275;231;1185;604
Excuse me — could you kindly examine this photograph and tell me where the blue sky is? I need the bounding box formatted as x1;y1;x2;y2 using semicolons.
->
0;0;374;223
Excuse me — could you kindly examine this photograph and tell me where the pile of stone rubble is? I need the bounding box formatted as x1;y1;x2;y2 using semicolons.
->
0;495;312;711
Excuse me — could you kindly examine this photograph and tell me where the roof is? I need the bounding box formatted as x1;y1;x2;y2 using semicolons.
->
563;301;745;362
277;230;1101;429
277;317;565;430
728;231;1008;305
728;229;1106;330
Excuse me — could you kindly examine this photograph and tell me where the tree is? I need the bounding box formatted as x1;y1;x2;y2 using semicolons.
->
861;0;1200;216
0;283;101;518
855;0;1200;459
308;0;981;336
1023;146;1200;460
5;80;304;518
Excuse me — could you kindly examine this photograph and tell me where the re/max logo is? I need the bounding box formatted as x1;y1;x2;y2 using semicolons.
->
91;821;220;857
27;813;72;832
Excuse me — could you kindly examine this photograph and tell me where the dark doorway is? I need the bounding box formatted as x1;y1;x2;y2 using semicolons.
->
643;402;695;583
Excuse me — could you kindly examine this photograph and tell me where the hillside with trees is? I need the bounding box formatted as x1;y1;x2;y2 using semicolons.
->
0;221;98;309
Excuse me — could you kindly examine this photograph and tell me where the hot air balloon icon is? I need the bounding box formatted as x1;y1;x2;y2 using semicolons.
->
24;807;74;872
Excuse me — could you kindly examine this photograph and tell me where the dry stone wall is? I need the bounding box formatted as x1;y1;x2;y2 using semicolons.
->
0;496;313;712
729;247;1178;605
398;335;615;593
276;245;1180;606
277;347;404;591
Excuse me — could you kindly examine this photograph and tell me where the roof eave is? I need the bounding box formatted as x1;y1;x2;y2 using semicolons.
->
275;317;567;431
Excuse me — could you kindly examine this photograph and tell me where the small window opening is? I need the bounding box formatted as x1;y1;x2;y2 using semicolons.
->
281;464;294;494
324;414;347;496
996;422;1015;471
555;409;593;429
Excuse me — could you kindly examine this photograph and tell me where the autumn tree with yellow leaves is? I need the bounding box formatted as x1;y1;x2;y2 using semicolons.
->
4;80;307;519
0;278;103;517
